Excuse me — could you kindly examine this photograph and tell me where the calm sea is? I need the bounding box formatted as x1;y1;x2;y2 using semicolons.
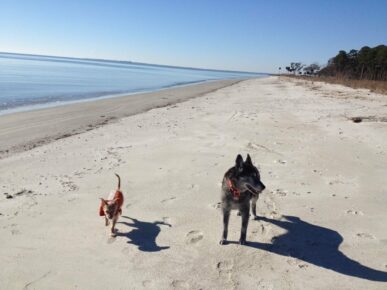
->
0;53;264;114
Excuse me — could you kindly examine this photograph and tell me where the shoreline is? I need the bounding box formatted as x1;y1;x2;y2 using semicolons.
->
0;78;245;158
0;79;228;116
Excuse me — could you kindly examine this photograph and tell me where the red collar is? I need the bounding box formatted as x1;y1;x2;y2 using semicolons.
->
226;178;240;200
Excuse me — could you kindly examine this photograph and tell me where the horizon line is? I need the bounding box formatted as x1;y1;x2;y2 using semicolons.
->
0;51;268;75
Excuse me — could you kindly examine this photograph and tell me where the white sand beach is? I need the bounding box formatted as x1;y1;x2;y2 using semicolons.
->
0;76;387;289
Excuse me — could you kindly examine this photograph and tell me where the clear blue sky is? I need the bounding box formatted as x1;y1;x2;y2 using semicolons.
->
0;0;386;73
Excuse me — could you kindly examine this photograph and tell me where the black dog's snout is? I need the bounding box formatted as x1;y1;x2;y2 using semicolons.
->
260;182;266;191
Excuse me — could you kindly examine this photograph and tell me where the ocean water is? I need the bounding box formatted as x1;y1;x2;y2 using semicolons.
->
0;52;264;114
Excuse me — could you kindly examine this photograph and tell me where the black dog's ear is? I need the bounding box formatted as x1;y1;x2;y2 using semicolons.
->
245;154;253;165
235;154;244;171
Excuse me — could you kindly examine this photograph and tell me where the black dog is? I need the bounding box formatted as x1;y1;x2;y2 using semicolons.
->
220;154;265;245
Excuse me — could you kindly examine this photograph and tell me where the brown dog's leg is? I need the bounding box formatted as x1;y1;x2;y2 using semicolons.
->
111;217;117;236
105;216;109;226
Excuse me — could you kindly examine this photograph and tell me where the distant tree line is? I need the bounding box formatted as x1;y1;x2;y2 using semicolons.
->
284;62;321;75
319;45;387;81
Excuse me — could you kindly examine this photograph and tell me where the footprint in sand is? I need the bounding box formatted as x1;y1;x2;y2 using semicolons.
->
210;202;221;209
162;216;172;224
346;209;364;215
287;258;297;266
251;224;267;235
107;236;116;244
67;197;77;203
161;197;176;203
356;232;375;239
142;280;155;288
256;279;274;290
247;142;281;156
216;260;234;280
11;229;20;235
171;280;189;289
228;111;241;122
328;179;345;185
273;188;288;197
121;247;131;254
59;177;78;192
185;230;203;244
73;170;86;178
286;258;308;270
298;263;309;269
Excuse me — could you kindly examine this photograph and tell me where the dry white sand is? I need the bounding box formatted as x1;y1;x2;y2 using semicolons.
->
0;76;386;289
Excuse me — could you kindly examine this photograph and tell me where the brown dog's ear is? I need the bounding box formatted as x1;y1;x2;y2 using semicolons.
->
235;154;244;172
245;154;253;166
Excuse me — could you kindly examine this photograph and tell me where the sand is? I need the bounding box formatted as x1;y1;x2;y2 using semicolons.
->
0;76;386;289
0;79;242;158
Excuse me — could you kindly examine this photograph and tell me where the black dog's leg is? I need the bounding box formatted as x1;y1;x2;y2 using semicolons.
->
220;205;231;245
251;195;258;219
240;206;249;245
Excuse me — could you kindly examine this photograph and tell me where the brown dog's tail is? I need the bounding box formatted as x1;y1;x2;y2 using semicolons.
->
115;173;121;190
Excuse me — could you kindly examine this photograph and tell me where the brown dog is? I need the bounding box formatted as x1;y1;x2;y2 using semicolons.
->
99;174;124;236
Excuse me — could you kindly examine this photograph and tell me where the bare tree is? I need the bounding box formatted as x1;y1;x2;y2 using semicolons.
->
284;63;304;75
303;63;320;75
290;62;304;75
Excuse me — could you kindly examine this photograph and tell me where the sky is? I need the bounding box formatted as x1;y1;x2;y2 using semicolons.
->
0;0;386;73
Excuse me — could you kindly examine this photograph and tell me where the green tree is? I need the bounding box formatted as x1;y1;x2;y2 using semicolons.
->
319;45;387;81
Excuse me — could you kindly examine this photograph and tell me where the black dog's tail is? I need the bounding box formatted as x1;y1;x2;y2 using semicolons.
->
115;173;121;190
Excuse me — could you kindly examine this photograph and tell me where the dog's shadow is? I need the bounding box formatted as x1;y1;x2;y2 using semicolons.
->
232;215;387;282
116;216;171;252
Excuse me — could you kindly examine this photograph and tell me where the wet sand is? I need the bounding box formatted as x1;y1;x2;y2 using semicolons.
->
0;79;242;158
